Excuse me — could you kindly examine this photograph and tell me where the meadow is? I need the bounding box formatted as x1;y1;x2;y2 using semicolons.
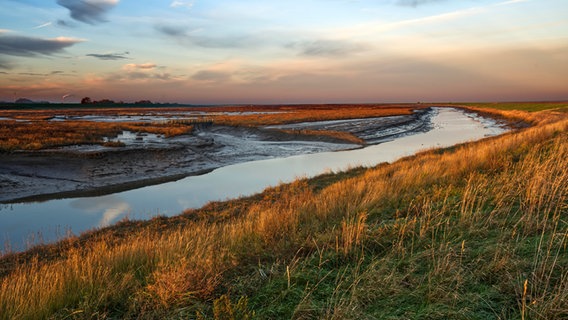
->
0;102;566;319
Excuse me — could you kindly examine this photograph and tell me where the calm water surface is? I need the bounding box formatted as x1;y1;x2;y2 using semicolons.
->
0;108;506;252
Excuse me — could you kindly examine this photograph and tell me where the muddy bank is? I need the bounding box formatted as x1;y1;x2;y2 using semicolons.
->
0;109;432;203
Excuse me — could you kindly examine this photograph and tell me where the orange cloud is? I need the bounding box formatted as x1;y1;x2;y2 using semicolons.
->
122;63;157;71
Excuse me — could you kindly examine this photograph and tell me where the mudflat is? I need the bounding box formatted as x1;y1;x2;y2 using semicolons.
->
0;107;431;203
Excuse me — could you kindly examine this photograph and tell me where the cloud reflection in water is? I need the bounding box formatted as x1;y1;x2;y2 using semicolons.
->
70;195;131;228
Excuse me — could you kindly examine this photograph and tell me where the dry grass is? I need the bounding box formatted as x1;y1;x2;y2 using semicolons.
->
211;104;417;126
0;106;566;318
0;120;194;151
0;104;417;151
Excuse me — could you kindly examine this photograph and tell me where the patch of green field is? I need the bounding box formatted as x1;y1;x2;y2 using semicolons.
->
458;101;568;112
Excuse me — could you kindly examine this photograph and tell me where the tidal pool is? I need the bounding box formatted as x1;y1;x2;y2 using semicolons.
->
0;108;506;252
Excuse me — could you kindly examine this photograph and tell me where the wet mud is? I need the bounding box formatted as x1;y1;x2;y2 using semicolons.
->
0;109;432;203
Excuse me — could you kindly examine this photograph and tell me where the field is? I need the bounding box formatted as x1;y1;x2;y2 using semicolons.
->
0;102;567;319
457;101;568;112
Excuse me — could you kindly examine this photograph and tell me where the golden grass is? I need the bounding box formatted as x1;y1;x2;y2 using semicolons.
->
0;104;417;151
0;107;566;318
0;120;194;151
211;105;417;126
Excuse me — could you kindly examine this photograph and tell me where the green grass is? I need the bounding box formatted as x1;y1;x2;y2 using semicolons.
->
456;101;568;112
0;107;567;319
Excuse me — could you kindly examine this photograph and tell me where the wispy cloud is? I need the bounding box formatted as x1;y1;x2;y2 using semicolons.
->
155;25;187;37
0;34;83;57
56;19;75;28
288;39;369;57
396;0;446;7
105;71;175;82
155;24;261;48
170;1;194;9
86;51;130;60
99;202;130;227
495;0;530;6
122;62;157;70
32;22;53;30
337;4;486;39
101;62;175;82
192;70;231;82
0;59;12;70
69;195;131;228
18;71;66;77
57;0;119;25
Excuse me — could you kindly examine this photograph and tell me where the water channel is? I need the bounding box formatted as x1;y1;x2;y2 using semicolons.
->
0;108;507;252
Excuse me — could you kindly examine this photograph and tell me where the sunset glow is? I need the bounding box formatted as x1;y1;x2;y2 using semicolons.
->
1;0;567;104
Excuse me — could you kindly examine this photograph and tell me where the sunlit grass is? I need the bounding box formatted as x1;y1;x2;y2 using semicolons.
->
211;105;417;126
0;104;418;151
0;106;566;318
457;101;568;112
0;120;194;151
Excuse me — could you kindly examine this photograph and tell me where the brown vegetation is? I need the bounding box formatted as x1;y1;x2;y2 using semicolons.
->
0;104;419;151
0;105;566;318
0;120;193;151
211;104;418;126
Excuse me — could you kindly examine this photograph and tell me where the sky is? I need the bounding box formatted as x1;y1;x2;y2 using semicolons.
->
0;0;567;104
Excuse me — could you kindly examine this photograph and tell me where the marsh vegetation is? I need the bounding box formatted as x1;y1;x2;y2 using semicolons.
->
0;103;566;318
0;104;418;152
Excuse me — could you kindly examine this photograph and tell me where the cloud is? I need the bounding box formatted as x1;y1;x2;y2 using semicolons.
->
0;58;13;69
0;34;83;57
70;195;131;227
17;70;67;77
104;62;173;81
288;40;369;57
396;0;446;7
496;0;529;5
56;19;75;28
192;70;231;82
126;72;172;80
155;24;187;37
57;0;119;24
32;22;53;30
99;202;130;227
86;51;130;60
18;72;48;76
104;70;174;82
170;1;194;9
122;62;157;70
155;24;258;48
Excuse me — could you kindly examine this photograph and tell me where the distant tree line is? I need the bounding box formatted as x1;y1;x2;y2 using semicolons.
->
80;97;153;105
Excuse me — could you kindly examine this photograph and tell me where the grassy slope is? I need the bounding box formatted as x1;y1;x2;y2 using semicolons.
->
0;104;567;319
